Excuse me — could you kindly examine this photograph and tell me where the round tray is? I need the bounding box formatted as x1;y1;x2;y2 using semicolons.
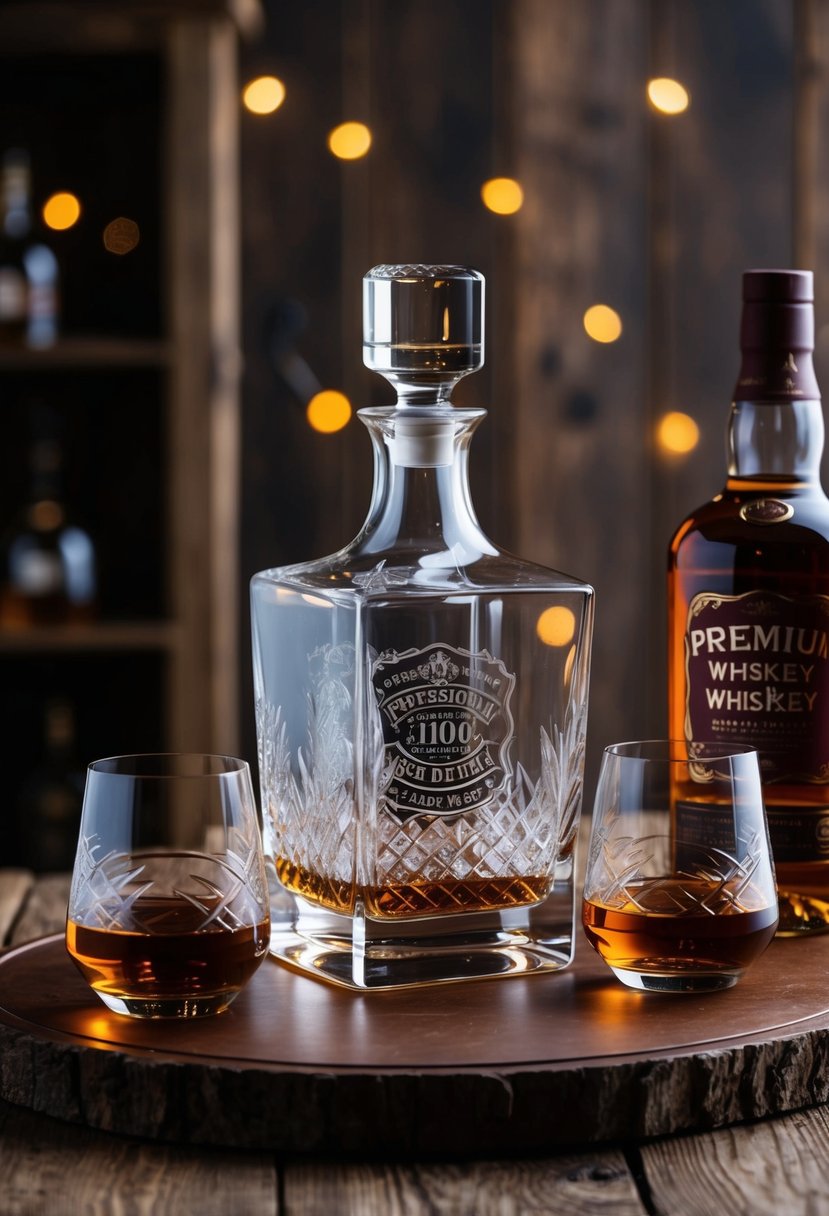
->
2;933;829;1155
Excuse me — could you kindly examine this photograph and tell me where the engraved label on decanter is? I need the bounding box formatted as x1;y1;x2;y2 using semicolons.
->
371;643;516;819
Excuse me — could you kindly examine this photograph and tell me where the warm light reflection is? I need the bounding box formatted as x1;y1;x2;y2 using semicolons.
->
243;75;286;115
589;980;645;1024
328;122;372;160
307;390;353;433
657;411;700;455
536;606;576;647
82;1013;115;1040
103;217;140;255
647;77;690;115
30;500;64;530
481;177;524;215
583;304;623;344
43;192;81;231
564;644;576;687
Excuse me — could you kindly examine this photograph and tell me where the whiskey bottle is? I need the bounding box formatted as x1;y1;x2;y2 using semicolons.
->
668;269;829;934
16;697;84;872
252;264;594;989
0;406;97;627
0;149;58;348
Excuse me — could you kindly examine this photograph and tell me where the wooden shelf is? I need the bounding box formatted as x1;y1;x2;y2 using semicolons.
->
0;1;263;54
0;337;171;371
0;3;244;833
0;621;179;653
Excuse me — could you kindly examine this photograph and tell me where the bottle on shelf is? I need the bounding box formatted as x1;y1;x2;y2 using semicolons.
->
16;696;84;873
0;147;59;349
251;264;594;989
0;404;97;627
668;268;829;935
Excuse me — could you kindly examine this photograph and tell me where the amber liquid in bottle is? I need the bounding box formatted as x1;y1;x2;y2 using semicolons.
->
668;270;829;934
0;408;96;628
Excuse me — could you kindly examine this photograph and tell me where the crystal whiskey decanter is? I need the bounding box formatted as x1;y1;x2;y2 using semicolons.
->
251;264;594;989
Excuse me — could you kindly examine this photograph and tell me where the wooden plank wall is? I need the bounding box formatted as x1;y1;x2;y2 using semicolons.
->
509;0;650;797
167;17;242;756
506;0;798;796
805;0;829;440
239;0;824;801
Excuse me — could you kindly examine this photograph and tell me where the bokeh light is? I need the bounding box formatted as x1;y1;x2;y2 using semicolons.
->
481;177;524;215
243;75;286;115
647;78;690;115
536;606;577;647
657;411;700;455
327;122;372;160
42;192;81;231
307;390;353;434
583;304;623;344
103;217;140;255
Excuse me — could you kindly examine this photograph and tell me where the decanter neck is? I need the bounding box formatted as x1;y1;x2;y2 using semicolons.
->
353;406;496;560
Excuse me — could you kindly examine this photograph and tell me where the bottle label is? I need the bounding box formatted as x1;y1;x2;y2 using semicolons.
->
0;266;26;322
15;549;63;595
673;798;780;883
685;589;829;784
674;798;829;865
674;799;740;858
764;803;829;862
371;643;515;820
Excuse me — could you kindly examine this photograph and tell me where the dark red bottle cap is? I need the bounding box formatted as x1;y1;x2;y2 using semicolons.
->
742;269;813;303
736;269;819;401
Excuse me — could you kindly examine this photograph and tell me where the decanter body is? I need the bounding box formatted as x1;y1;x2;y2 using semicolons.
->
251;265;594;988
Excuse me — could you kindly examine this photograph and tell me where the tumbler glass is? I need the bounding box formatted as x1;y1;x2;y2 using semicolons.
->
66;753;270;1018
582;740;778;992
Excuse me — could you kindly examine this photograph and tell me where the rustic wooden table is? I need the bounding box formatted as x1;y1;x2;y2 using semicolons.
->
2;870;829;1216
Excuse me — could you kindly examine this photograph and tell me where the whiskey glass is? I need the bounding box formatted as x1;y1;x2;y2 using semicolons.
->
66;754;270;1018
582;740;778;992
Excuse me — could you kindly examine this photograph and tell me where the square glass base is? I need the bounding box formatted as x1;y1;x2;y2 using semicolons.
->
267;874;576;990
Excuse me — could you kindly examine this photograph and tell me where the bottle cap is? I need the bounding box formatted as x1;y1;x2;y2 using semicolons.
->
736;268;819;401
743;269;813;303
363;264;484;394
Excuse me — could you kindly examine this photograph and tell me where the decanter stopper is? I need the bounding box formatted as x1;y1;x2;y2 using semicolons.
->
362;264;484;403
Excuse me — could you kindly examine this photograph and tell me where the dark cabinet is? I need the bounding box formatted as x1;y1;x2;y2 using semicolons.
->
0;2;256;865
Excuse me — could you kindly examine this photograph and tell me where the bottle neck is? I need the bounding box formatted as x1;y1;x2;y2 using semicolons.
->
353;406;496;561
727;397;824;486
729;290;823;486
2;168;31;239
43;700;75;763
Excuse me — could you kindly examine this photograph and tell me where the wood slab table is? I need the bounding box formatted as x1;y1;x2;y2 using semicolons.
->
3;869;829;1215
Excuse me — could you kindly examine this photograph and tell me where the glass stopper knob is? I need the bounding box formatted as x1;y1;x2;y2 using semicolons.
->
363;264;484;399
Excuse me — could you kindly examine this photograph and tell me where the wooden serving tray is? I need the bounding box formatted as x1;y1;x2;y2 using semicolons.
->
2;933;829;1156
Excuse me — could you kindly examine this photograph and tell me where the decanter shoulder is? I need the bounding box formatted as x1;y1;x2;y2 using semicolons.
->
251;547;593;599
